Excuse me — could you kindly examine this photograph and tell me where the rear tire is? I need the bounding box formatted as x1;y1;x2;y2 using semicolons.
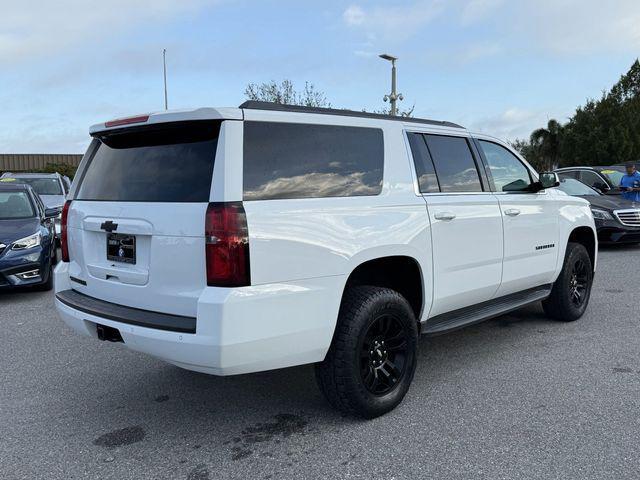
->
542;242;593;322
315;286;418;419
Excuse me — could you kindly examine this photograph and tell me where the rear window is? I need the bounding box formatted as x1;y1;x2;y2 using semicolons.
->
76;121;220;202
14;178;63;196
243;121;384;200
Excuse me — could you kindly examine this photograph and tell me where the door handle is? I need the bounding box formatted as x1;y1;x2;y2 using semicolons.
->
504;208;521;217
434;211;456;221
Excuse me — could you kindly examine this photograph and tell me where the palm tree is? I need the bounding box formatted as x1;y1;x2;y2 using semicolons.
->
530;119;563;171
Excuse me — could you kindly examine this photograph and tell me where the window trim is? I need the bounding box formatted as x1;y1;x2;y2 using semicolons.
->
468;137;492;191
70;138;99;201
405;130;497;196
473;138;535;194
416;132;488;195
405;131;441;194
31;191;45;219
60;176;69;195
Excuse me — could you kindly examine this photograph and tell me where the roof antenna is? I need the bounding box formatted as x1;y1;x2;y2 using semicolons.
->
163;48;168;110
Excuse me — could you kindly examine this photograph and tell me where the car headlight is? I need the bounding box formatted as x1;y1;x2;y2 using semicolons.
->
11;232;41;250
591;208;613;220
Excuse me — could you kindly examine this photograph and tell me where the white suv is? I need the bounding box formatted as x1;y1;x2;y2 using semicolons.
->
55;101;597;418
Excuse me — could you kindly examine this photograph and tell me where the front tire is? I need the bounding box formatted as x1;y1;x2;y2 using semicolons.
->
542;242;593;322
36;263;54;292
315;286;418;419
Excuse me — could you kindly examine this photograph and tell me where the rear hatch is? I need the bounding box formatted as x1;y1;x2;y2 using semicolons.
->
66;121;220;317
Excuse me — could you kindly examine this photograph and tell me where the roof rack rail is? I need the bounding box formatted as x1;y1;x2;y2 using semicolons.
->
238;101;464;129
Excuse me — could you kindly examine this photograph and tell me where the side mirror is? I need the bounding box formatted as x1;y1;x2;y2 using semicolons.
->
44;207;61;219
537;172;560;190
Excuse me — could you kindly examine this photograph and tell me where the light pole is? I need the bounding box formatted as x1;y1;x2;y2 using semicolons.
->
379;53;403;116
163;48;168;110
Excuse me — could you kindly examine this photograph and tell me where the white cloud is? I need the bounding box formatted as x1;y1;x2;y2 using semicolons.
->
342;1;445;41
0;0;218;63
343;5;366;26
523;0;640;55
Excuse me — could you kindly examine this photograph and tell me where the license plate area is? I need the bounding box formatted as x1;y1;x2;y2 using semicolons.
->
107;233;136;264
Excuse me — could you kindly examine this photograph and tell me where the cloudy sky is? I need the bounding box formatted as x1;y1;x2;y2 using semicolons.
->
2;0;640;153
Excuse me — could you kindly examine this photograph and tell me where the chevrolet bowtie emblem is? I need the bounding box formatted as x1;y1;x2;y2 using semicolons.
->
100;221;118;232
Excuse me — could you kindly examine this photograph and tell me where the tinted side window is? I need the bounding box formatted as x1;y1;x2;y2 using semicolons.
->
478;140;531;192
243;122;383;200
407;133;440;193
424;135;482;192
579;171;604;189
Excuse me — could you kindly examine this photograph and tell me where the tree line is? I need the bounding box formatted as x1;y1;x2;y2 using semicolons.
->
244;80;415;117
512;60;640;171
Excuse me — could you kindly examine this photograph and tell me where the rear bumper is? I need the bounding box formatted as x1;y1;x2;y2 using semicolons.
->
54;262;343;375
56;289;197;333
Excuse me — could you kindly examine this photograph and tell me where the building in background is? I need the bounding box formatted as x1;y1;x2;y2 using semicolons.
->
0;154;82;178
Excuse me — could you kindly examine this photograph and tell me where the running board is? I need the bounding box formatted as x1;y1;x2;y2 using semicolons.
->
422;284;552;336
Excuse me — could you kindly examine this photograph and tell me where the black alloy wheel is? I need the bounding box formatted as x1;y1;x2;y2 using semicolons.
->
360;314;409;395
568;258;589;308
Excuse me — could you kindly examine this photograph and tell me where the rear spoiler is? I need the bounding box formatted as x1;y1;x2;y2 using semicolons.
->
90;107;242;135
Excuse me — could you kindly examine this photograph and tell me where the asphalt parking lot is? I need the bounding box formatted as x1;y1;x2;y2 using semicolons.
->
2;245;640;480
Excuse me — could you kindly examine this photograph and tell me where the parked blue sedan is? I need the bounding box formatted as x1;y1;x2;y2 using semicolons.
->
0;183;58;290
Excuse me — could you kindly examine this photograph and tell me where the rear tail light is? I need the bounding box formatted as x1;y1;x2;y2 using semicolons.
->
61;200;71;262
205;202;250;287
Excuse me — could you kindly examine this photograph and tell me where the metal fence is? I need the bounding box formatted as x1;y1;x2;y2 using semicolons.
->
0;154;83;173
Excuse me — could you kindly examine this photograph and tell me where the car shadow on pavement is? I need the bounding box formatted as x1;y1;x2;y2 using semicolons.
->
0;288;51;300
64;302;555;459
6;294;562;480
598;242;640;252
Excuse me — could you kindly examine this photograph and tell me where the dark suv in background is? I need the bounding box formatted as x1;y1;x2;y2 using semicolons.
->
554;166;626;195
0;183;58;290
